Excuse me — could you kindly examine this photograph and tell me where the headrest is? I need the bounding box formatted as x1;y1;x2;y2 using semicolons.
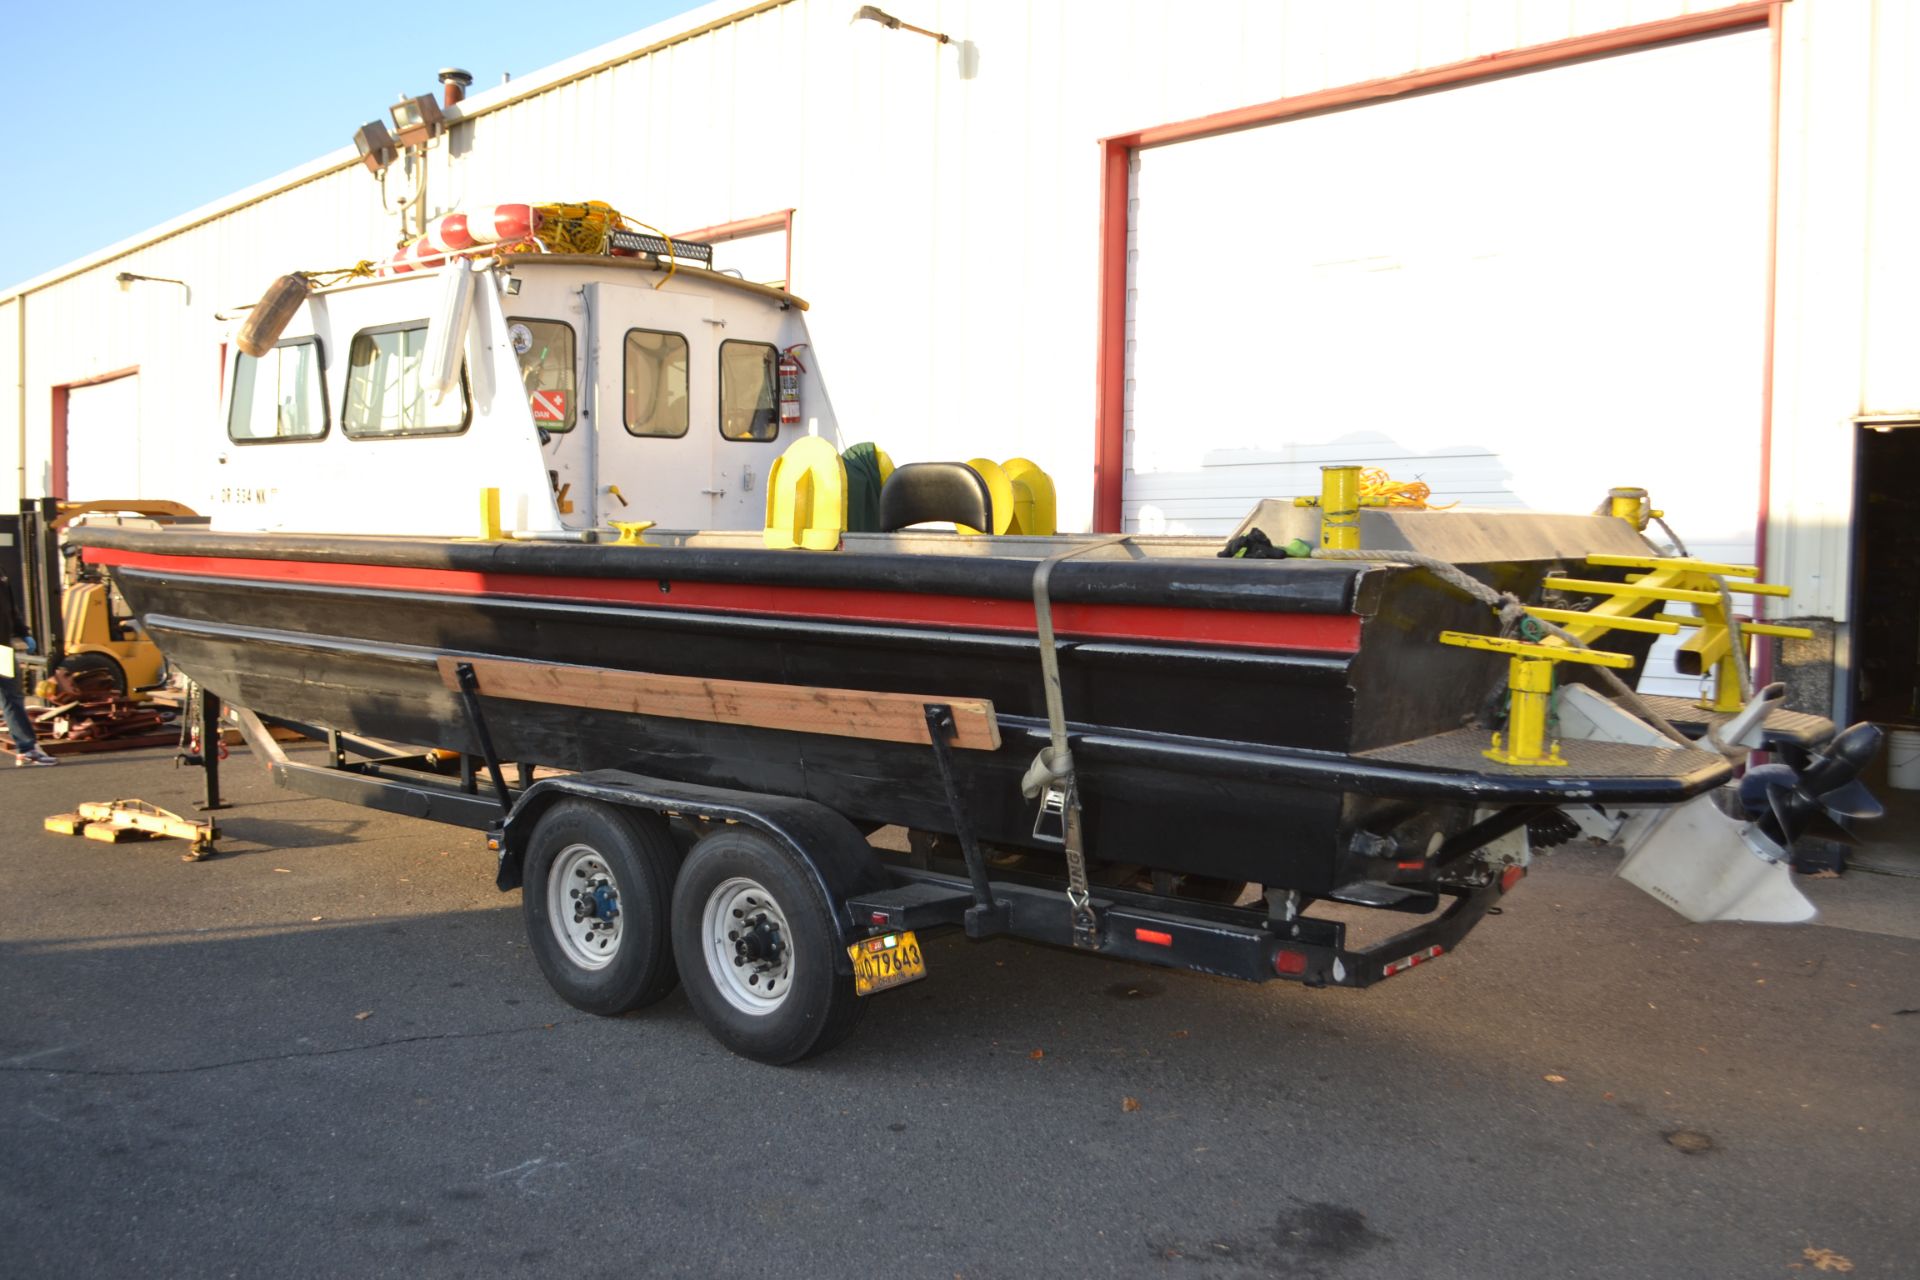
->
878;462;994;534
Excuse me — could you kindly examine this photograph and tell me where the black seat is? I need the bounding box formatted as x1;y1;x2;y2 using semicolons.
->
878;462;993;533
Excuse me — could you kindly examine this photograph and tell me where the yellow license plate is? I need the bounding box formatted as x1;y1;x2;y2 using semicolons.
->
848;930;927;996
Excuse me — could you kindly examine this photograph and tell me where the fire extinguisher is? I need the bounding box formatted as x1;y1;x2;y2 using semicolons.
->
777;344;808;428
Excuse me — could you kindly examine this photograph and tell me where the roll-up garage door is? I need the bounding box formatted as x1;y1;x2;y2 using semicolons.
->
64;374;143;501
1123;29;1770;570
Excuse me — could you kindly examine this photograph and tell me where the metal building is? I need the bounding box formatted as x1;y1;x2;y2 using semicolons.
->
1;0;1914;724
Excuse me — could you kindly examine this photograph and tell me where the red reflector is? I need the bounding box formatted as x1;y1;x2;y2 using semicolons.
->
1396;860;1424;870
869;911;890;926
1499;865;1526;894
1273;949;1308;976
1134;928;1174;947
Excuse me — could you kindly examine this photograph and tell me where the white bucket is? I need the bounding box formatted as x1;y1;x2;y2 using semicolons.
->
1887;728;1920;791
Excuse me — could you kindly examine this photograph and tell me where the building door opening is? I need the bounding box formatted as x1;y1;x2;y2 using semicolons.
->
1846;419;1920;877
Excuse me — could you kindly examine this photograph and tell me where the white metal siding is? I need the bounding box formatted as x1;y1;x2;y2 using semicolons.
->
1123;30;1771;551
0;0;1748;532
0;0;1903;621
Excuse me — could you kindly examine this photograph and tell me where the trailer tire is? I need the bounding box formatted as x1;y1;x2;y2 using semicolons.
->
522;799;680;1016
672;827;864;1065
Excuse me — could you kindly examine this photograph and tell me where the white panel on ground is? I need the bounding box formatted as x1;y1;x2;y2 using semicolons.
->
65;375;142;501
1123;29;1771;697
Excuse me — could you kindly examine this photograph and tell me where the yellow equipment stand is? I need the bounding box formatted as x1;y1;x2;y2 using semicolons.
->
45;799;217;861
1436;632;1637;766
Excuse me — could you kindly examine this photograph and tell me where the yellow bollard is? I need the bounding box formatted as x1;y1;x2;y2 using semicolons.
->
1607;487;1652;530
1319;465;1362;549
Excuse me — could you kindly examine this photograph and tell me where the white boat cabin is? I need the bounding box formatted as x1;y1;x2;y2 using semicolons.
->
216;255;835;537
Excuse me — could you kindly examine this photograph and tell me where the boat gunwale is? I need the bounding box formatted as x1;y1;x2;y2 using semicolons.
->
73;525;1372;617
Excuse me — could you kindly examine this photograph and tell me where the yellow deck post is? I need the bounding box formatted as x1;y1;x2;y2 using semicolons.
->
1319;465;1361;550
478;488;504;540
1438;632;1636;767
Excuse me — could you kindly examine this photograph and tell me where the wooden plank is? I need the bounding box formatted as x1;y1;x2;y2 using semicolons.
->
438;656;1001;752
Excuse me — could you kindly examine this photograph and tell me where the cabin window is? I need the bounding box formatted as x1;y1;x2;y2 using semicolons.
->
623;328;689;438
719;341;779;442
227;337;328;443
509;318;576;432
342;321;470;439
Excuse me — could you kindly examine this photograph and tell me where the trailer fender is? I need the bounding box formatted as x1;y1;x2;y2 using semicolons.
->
497;770;888;970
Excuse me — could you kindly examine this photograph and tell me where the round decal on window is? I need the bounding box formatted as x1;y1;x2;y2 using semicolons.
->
509;323;535;355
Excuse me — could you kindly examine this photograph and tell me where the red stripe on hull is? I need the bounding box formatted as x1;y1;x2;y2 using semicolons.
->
84;549;1363;653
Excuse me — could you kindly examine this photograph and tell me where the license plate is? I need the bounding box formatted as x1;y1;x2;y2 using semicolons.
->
848;930;927;996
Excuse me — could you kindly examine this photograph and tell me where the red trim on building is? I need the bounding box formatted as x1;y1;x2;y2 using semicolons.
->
1091;1;1778;531
49;365;139;501
82;547;1364;654
1753;2;1786;685
1093;141;1130;533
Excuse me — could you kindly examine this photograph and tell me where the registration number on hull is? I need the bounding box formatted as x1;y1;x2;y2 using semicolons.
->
849;930;927;996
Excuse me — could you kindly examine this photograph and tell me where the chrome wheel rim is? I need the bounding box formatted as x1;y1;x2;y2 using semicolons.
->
702;876;794;1015
547;843;623;971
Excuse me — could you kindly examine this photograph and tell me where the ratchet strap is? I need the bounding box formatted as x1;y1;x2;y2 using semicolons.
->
1022;536;1130;948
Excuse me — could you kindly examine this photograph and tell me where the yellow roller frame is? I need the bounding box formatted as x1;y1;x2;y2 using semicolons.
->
764;436;848;550
1000;457;1057;536
961;459;1016;536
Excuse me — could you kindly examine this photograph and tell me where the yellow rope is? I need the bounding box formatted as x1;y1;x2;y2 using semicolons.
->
532;201;625;254
533;201;681;289
1358;467;1457;510
298;260;378;288
325;200;685;284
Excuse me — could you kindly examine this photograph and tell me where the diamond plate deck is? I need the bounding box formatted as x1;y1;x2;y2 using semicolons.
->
1637;694;1833;750
1360;726;1727;782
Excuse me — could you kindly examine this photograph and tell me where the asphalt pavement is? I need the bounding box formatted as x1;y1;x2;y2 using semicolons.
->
1;746;1914;1278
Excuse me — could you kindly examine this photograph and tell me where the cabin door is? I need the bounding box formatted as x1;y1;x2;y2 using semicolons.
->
588;282;718;532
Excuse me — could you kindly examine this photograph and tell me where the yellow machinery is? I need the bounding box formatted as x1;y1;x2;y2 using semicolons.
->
43;500;196;698
56;581;166;695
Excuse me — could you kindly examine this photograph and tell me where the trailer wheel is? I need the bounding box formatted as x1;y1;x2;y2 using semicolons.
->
671;827;864;1065
522;799;680;1016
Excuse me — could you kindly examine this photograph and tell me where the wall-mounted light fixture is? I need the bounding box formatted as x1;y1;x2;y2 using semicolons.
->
351;83;454;238
353;120;398;174
851;5;950;43
115;272;191;306
389;93;447;148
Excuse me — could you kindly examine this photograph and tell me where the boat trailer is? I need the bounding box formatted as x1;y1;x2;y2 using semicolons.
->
219;677;1529;996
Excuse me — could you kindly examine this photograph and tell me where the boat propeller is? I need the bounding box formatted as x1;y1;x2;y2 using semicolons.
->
1736;722;1885;856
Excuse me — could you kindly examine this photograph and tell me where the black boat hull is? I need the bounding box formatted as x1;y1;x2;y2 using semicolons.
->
80;529;1726;894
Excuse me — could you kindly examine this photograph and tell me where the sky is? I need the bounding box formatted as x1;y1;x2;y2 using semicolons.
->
0;0;699;291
